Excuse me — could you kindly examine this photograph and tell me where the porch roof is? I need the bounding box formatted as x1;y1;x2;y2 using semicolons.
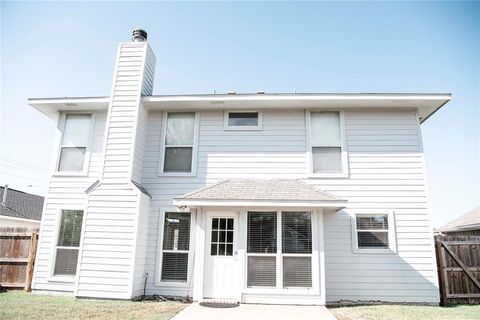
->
173;179;346;209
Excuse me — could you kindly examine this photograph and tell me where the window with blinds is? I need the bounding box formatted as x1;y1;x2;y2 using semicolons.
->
282;212;312;288
356;214;389;248
54;210;83;276
161;212;191;282
246;211;313;289
247;212;277;287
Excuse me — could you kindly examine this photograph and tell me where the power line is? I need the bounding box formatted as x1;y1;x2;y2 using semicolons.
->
0;172;48;183
0;157;49;170
1;162;49;175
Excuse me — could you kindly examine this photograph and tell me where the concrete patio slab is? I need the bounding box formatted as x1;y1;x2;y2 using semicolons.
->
172;302;338;320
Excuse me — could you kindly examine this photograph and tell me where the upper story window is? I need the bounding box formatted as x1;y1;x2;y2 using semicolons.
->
352;213;397;254
57;114;92;173
224;111;262;130
308;111;347;177
160;112;198;175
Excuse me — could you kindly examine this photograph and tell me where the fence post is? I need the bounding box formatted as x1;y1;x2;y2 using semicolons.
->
435;240;447;305
24;232;39;291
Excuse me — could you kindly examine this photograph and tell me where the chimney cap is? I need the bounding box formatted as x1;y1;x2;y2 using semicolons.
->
132;29;147;42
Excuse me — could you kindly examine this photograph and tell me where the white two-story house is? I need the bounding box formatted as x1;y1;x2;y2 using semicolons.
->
29;30;451;305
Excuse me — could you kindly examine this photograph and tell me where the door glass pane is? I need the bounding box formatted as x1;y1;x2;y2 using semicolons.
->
247;212;277;253
310;111;341;146
164;147;193;172
282;212;312;254
312;147;342;173
58;147;86;172
211;217;234;256
166;112;195;145
62;114;91;146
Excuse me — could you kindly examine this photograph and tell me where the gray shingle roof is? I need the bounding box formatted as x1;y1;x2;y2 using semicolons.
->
438;207;480;232
175;179;345;202
0;187;44;221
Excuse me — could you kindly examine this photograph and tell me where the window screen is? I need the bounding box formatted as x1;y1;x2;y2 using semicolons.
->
310;111;343;173
54;210;83;276
228;112;259;127
161;212;191;282
58;114;91;172
356;215;389;248
163;112;195;173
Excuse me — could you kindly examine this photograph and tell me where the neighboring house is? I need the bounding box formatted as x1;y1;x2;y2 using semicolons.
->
28;30;451;305
438;207;480;236
0;185;44;229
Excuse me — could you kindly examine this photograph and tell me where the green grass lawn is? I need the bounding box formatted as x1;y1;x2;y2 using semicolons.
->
329;304;480;320
0;291;187;320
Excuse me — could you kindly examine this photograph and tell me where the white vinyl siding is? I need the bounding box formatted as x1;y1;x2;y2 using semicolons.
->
57;113;93;174
32;110;106;294
140;108;438;303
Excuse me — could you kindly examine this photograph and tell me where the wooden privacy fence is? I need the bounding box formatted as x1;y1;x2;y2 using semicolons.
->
435;235;480;304
0;227;39;291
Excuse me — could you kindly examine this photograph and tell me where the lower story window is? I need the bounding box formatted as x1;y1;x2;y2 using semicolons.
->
247;211;313;289
356;214;389;249
161;212;191;282
54;210;83;276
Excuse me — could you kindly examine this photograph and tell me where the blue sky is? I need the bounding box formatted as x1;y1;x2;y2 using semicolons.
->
1;1;479;227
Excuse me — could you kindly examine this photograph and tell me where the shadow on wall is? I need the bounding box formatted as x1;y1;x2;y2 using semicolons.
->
323;210;438;305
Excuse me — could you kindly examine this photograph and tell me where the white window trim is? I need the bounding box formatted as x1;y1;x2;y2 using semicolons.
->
244;210;319;294
53;112;95;177
224;110;263;131
306;110;349;178
155;210;196;287
351;212;397;254
48;207;86;283
158;112;199;177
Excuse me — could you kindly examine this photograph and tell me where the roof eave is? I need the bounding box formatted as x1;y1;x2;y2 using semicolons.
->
173;198;346;210
28;96;110;120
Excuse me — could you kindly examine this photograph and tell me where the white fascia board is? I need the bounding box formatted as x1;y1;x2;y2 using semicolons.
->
28;96;109;120
173;198;346;209
142;93;451;123
0;215;41;224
